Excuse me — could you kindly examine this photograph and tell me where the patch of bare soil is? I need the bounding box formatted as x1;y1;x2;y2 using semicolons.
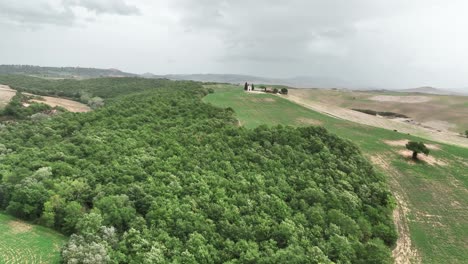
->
246;90;266;95
420;120;456;132
8;220;33;234
383;140;440;150
370;95;432;103
398;150;447;166
392;193;422;264
414;212;445;228
296;117;322;126
0;85;16;105
248;97;276;103
31;96;90;113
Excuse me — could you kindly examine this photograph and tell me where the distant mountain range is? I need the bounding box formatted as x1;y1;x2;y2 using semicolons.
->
1;65;465;95
397;86;464;96
0;65;137;78
141;73;366;89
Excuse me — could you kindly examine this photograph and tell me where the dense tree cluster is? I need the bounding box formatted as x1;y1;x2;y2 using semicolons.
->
0;77;396;263
0;75;181;102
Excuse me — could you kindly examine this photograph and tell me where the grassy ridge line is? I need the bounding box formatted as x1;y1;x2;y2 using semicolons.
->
203;84;468;264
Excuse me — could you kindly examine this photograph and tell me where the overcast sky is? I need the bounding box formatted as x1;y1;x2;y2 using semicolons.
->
0;0;467;90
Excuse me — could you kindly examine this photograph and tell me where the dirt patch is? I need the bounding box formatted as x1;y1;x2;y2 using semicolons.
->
370;95;432;103
420;120;456;132
31;96;90;113
450;200;462;209
8;220;33;234
392;193;422;264
0;84;90;113
368;154;421;264
414;212;445;228
0;85;16;106
383;140;441;150
369;155;391;170
296;117;322;126
248;97;276;103
398;150;447;166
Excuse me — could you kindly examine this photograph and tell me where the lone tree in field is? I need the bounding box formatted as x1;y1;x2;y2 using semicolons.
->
244;82;248;91
406;141;429;160
252;84;255;90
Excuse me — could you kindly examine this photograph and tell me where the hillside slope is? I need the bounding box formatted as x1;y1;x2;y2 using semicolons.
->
0;78;396;263
204;84;468;264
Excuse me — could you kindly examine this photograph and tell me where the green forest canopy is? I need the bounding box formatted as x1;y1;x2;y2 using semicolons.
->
0;76;396;263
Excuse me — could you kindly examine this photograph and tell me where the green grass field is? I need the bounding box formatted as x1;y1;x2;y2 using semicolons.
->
204;84;468;264
0;212;66;264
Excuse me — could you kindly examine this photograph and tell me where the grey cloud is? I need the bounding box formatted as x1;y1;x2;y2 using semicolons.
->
1;0;467;90
0;1;75;26
167;0;468;89
168;0;393;63
65;0;140;15
0;0;140;27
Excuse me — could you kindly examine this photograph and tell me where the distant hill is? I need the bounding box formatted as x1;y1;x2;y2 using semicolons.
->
3;66;466;95
142;73;362;89
143;73;289;85
398;86;464;96
0;65;136;79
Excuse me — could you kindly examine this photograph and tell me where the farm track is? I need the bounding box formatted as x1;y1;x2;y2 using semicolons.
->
369;154;421;264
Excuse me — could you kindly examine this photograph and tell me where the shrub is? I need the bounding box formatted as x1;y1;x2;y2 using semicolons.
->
281;88;288;94
406;141;429;160
88;97;104;109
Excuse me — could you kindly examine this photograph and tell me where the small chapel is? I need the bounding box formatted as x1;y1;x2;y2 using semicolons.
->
244;82;254;91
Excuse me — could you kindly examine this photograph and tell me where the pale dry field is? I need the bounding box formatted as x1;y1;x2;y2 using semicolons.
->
286;89;468;148
30;96;90;112
283;91;468;148
289;89;468;133
0;85;16;108
0;84;90;113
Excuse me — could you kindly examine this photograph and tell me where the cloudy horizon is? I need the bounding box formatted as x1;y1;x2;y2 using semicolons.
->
1;0;467;90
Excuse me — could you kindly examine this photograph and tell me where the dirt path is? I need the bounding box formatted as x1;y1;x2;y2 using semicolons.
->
369;154;421;264
281;93;468;148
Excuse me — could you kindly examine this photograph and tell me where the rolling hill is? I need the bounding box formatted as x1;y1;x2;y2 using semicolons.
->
0;76;397;263
398;86;465;96
204;85;468;264
0;65;136;79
